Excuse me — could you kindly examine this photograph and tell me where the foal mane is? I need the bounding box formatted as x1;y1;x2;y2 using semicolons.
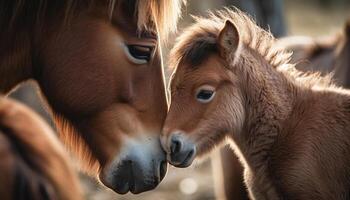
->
0;0;184;39
170;8;334;88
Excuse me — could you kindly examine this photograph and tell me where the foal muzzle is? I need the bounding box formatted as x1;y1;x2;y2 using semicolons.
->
100;136;167;194
164;132;197;168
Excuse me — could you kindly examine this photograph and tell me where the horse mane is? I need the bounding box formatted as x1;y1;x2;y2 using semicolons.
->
170;7;334;89
0;0;185;40
54;114;101;176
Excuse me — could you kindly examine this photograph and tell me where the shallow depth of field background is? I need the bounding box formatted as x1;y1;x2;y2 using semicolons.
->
10;0;350;199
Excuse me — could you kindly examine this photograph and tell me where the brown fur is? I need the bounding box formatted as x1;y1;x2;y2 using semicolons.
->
164;8;350;199
218;18;350;200
0;97;82;200
0;0;184;193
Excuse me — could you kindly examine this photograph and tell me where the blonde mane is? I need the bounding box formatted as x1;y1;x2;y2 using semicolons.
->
170;7;334;89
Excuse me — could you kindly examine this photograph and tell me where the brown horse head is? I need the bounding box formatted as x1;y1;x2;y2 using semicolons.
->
161;8;291;168
0;0;184;194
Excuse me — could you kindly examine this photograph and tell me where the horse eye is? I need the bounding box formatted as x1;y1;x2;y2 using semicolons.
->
125;45;153;64
195;86;216;103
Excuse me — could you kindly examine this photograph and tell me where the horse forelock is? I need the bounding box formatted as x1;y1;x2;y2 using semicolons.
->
136;0;185;40
0;0;184;41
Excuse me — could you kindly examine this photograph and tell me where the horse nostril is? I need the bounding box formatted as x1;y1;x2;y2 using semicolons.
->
159;161;168;181
170;136;183;155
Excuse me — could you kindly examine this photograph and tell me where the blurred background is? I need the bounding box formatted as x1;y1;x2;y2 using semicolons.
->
9;0;350;199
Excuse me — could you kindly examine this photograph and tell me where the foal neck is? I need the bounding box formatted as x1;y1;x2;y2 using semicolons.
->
233;49;296;168
0;32;33;93
226;49;299;198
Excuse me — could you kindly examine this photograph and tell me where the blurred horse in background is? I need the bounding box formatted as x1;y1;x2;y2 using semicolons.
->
0;97;82;200
0;0;184;194
277;19;350;86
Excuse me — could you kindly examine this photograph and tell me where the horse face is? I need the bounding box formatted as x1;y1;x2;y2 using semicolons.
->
37;13;168;194
161;55;243;168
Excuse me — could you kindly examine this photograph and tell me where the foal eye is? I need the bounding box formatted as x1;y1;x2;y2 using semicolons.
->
124;44;154;65
195;85;216;103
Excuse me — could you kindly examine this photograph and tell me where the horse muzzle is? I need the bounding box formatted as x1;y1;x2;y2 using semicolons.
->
100;136;167;194
163;132;197;168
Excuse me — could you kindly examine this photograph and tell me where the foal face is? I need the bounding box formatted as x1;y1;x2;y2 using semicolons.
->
162;21;245;168
36;13;167;194
162;55;243;167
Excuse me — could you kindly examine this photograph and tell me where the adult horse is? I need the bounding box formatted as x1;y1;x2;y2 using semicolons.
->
0;97;82;200
0;0;183;194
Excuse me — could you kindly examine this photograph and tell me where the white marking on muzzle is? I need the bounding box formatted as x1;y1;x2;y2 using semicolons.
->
104;135;164;184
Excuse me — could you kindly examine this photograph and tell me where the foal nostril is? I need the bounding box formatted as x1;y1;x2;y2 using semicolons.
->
170;136;183;154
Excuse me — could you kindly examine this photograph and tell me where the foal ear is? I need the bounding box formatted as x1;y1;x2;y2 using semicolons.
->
218;20;240;60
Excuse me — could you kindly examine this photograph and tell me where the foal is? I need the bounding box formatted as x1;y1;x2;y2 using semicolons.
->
216;19;350;200
162;9;350;200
